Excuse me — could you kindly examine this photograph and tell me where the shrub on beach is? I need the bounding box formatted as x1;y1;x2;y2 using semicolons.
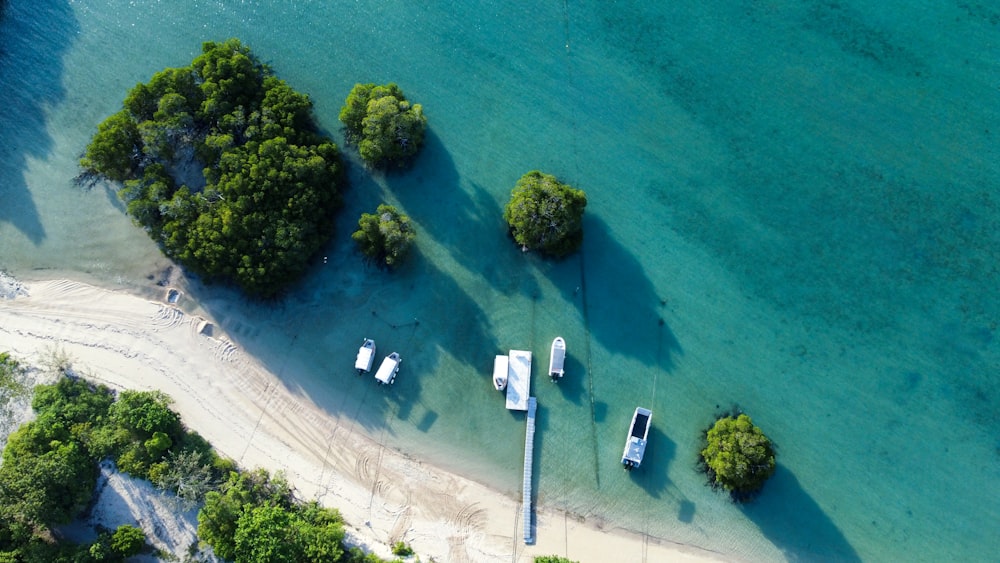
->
503;170;587;258
700;413;776;500
339;82;427;167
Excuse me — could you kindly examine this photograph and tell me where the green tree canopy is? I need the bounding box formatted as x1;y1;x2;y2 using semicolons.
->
351;204;416;268
82;39;343;297
0;423;97;525
198;470;347;562
109;524;146;557
339;83;427;167
503;170;587;258
700;413;776;499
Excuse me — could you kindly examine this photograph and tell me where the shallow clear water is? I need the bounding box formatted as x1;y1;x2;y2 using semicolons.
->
2;1;998;561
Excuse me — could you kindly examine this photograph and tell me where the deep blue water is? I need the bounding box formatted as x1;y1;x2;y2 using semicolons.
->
1;1;998;560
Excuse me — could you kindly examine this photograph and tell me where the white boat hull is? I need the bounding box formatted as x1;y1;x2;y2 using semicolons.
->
548;337;566;380
355;338;376;373
375;352;401;384
622;407;652;469
493;355;509;391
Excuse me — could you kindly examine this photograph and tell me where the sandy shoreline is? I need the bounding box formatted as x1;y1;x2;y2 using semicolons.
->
0;276;726;562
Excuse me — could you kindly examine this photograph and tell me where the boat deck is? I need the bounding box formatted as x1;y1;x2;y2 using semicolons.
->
505;349;532;411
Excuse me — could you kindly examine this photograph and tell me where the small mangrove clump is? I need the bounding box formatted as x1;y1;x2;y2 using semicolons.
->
700;412;776;501
351;204;416;268
503;170;587;258
339;82;427;167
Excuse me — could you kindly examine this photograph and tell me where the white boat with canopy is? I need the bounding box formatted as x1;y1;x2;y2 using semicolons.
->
375;352;401;385
621;407;652;470
355;338;375;374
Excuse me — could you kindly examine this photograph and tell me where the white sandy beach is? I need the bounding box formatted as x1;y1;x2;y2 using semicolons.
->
0;276;726;563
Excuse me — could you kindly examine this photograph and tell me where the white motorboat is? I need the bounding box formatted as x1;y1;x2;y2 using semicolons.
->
621;407;652;470
374;352;401;385
355;338;376;374
548;337;566;380
493;354;509;391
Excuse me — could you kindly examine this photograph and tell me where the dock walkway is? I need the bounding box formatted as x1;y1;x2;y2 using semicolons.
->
522;396;537;544
506;349;532;410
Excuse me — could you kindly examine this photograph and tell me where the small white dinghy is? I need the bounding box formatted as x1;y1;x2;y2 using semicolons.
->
493;354;509;391
355;339;376;374
548;337;566;381
375;352;401;385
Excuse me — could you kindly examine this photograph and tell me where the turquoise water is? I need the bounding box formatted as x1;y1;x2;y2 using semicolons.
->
2;1;999;560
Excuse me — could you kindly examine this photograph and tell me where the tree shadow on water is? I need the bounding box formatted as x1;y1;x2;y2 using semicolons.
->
743;465;861;562
557;215;682;368
385;130;536;296
0;1;78;244
189;244;501;436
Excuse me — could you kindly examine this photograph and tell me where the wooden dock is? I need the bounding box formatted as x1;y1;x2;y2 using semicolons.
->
523;396;537;544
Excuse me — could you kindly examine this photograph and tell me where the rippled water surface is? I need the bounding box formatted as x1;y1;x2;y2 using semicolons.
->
1;2;998;560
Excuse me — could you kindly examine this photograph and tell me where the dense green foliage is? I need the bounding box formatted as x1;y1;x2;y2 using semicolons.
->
339;83;427;167
81;39;343;297
700;413;776;499
351;204;416;268
391;541;413;556
0;366;395;562
503;170;587;258
88;524;147;561
197;470;352;562
0;376;225;560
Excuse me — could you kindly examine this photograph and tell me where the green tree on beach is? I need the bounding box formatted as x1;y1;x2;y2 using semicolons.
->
352;204;416;268
339;82;427;167
198;469;348;562
700;413;776;500
81;39;343;297
503;170;587;258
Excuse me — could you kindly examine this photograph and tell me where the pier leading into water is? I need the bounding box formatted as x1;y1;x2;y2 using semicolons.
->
523;396;537;544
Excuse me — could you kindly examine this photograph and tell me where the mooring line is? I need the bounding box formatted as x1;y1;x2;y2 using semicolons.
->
651;321;662;405
579;251;600;487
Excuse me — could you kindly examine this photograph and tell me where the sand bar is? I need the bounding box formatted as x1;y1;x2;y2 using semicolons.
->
0;277;725;562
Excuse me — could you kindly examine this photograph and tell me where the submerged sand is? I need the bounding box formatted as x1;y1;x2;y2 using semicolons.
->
0;278;724;562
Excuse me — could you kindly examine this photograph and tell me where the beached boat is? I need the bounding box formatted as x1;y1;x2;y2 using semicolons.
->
374;352;401;385
621;407;652;470
548;337;566;381
355;338;376;374
493;354;509;391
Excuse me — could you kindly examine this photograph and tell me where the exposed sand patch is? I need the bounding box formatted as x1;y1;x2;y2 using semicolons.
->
57;460;209;562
